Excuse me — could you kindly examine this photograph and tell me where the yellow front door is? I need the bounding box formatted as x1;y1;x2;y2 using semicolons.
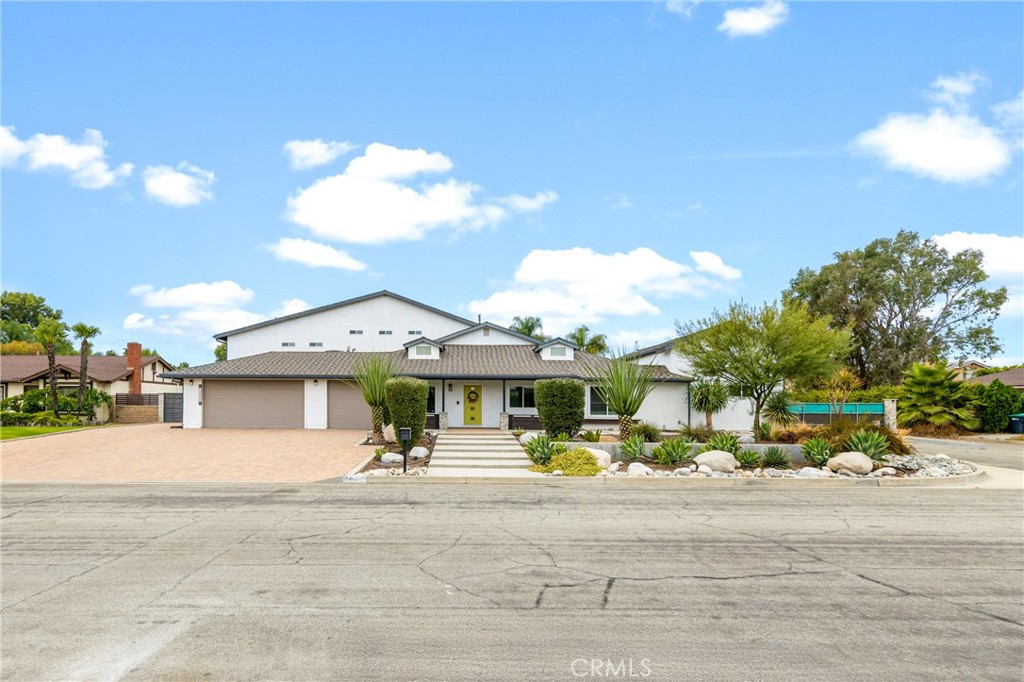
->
463;385;482;425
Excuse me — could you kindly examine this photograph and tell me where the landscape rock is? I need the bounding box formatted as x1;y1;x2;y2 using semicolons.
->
585;448;611;469
383;424;397;444
827;451;874;475
694;450;738;473
737;435;755;444
550;470;564;477
409;446;430;461
655;470;671;477
696;464;714;475
763;468;784;478
380;452;404;465
607;461;622;473
627;462;654;476
673;468;691;476
920;467;949;478
797;467;830;478
519;431;540;445
868;467;897;477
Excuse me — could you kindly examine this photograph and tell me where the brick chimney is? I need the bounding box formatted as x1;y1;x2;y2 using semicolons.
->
127;342;143;395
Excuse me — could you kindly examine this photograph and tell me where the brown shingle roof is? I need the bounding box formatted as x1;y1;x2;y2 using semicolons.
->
964;367;1024;388
0;355;164;383
164;347;688;382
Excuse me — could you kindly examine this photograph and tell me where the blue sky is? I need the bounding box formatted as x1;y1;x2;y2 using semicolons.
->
2;1;1022;366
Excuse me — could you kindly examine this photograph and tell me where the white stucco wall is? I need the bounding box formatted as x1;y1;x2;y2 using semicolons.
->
444;327;534;346
225;296;470;359
634;383;690;430
639;348;755;431
182;380;203;429
304;379;328;429
539;344;574;360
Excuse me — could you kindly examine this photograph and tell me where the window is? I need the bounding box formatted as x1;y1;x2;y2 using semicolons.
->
426;386;436;414
408;330;422;336
349;330;363;335
590;387;615;416
415;345;432;356
309;342;323;347
379;330;393;336
549;346;567;357
483;328;490;337
281;342;296;347
509;385;536;409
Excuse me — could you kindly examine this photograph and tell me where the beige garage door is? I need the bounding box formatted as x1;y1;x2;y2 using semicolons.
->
328;381;372;429
203;380;304;429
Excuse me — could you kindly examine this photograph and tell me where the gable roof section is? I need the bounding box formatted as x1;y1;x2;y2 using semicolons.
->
534;337;579;352
630;338;680;358
434;322;540;346
402;336;444;349
213;290;476;341
163;347;689;382
0;355;166;383
964;367;1024;388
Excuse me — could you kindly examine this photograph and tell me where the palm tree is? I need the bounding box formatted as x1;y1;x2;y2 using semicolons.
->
353;354;395;444
33;318;69;414
690;379;729;429
509;316;546;341
71;323;100;413
591;354;659;440
568;325;609;356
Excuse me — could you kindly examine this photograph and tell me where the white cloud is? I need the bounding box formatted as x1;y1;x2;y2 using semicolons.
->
853;72;1019;184
125;280;310;342
283;138;357;170
466;247;740;333
266;237;368;271
931;231;1024;280
142;162;215;206
665;1;700;18
688;201;704;211
991;90;1024;130
0;126;133;189
718;1;788;37
285;142;555;245
605;193;633;210
690;250;742;280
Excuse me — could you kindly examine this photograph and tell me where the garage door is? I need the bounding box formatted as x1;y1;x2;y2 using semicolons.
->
328;381;372;429
203;380;304;429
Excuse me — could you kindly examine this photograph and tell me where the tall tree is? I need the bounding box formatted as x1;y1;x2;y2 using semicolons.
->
568;325;609;356
353;354;395;444
509;316;547;341
71;323;101;413
676;301;850;434
689;379;729;429
33;318;70;414
786;230;1007;386
1;291;63;326
214;342;227;362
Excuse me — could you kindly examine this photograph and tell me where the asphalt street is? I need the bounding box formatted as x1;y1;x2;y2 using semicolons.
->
2;483;1022;681
910;437;1024;471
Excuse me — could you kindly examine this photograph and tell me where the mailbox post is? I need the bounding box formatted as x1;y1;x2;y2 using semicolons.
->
398;427;412;474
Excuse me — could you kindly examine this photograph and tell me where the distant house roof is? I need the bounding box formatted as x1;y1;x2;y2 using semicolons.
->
213;290;476;342
964;367;1024;389
630;338;680;358
433;322;539;345
163;346;688;382
0;355;168;383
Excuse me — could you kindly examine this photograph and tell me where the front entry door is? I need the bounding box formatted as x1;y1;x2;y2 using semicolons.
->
463;384;482;425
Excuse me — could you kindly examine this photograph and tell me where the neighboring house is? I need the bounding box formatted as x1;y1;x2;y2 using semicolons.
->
629;338;756;431
164;290;692;431
964;367;1024;392
951;360;991;381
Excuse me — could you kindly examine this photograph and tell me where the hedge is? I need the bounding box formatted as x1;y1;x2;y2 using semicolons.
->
974;380;1024;433
534;378;585;437
385;377;429;444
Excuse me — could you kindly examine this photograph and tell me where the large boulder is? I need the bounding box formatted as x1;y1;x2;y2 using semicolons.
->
409;446;430;461
737;434;755;445
383;424;397;444
827;451;874;475
627;462;654;476
380;452;404;465
797;467;831;478
694;450;738;473
584;447;611;469
519;431;540;445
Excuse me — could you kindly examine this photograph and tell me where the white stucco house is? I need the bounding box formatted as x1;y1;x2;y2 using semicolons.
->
164;290;694;431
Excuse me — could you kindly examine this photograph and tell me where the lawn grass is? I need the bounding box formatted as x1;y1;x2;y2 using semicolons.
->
0;425;91;441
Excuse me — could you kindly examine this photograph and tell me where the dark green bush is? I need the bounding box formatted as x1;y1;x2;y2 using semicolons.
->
974;380;1024;433
631;422;662;443
2;389;78;414
384;377;429;445
534;379;585;438
1;411;33;426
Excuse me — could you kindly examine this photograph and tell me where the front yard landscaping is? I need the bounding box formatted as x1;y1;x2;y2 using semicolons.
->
0;424;98;441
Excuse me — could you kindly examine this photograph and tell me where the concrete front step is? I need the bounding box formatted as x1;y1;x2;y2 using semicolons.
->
430;459;534;469
431;453;532;461
427;467;542;478
433;446;525;453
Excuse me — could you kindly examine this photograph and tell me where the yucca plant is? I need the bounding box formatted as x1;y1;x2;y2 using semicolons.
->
761;445;791;469
652;437;695;466
353;353;395;444
736;449;761;468
761;389;798;426
690;379;729;429
705;432;741;455
897;362;979;432
581;429;603;443
846;429;890;461
591;355;659;441
801;437;834;466
620;435;646;461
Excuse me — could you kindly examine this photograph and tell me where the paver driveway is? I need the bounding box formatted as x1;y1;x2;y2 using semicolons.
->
0;424;370;483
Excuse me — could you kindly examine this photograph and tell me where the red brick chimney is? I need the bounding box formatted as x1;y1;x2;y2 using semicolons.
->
127;342;143;395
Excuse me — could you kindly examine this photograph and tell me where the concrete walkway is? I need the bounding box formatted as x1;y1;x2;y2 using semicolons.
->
427;431;539;477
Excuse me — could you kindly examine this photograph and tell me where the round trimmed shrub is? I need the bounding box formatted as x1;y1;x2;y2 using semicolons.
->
975;380;1024;433
534;378;585;438
384;377;429;445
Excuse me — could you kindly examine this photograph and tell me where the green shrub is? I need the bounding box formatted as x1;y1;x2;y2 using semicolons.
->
524;434;568;466
530;447;601;476
801;437;834;466
818;418;911;456
975;380;1024;433
534;379;585;438
736;449;761;468
620;435;646;461
756;422;773;442
761;446;791;469
0;411;33;426
580;429;603;443
845;429;890;461
679;423;716;442
28;410;79;427
373;446;387;460
630;422;662;443
552;432;571;443
705;432;741;455
384;377;429;446
652;437;695;466
790;385;901;403
81;389;112;419
2;389;77;414
898;362;978;432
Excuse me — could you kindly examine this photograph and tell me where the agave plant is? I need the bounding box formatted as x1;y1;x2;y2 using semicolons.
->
652;437;695;466
735;449;761;469
525;434;569;466
620;435;646;461
801;437;834;466
760;445;791;469
704;432;741;455
846;429;890;461
581;429;603;443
